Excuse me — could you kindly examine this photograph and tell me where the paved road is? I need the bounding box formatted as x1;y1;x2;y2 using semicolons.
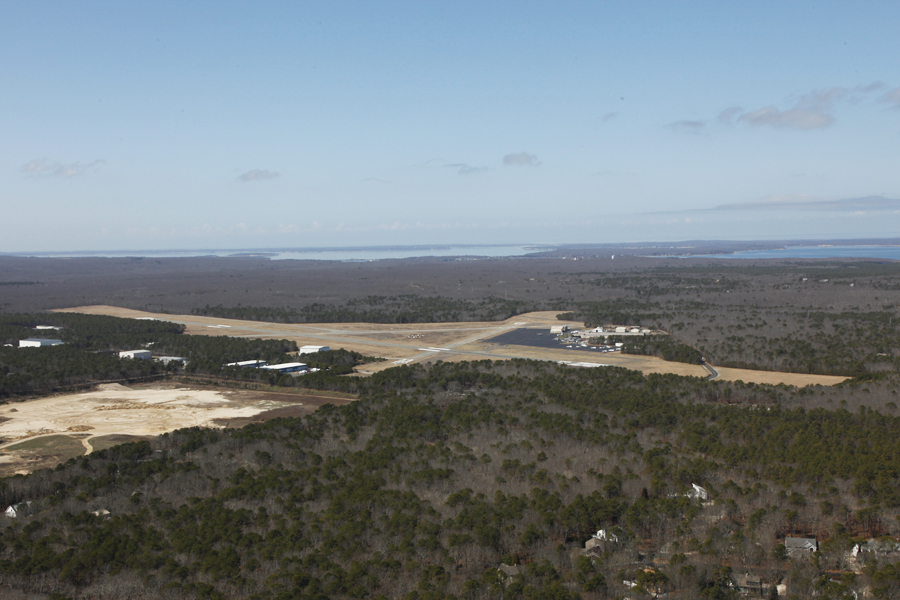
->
700;361;720;380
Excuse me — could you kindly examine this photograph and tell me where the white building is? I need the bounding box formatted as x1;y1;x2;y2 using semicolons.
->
34;325;62;330
261;362;308;374
5;501;31;518
298;345;330;354
550;325;569;334
225;360;268;368
19;338;64;348
119;350;152;360
687;483;709;500
155;356;186;365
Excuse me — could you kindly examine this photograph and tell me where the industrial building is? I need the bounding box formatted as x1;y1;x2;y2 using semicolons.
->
260;362;308;374
19;338;64;348
119;350;152;360
155;356;187;365
225;360;268;368
298;345;330;354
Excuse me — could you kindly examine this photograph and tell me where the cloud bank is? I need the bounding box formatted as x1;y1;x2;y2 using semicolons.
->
673;83;891;133
445;163;488;176
503;152;541;167
715;194;900;211
21;158;105;178
238;169;279;182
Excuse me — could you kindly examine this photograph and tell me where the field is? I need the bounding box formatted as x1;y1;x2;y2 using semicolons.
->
0;381;351;477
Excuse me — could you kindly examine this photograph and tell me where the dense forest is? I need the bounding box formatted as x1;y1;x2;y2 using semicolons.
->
3;360;900;599
0;314;300;399
193;296;535;325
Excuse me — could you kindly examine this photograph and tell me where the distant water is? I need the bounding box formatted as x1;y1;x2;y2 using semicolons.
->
699;245;900;260
12;245;545;261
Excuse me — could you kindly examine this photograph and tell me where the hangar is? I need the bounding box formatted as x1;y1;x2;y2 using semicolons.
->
19;338;64;348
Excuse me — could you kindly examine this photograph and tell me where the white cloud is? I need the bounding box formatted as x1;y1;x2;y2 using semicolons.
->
503;152;541;167
237;169;279;182
715;194;900;211
666;119;705;134
717;106;743;124
446;163;488;175
697;84;891;132
21;158;104;178
882;87;900;109
735;86;853;130
738;106;834;130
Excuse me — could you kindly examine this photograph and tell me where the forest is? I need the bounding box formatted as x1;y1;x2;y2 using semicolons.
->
0;314;301;399
193;296;535;325
2;360;900;599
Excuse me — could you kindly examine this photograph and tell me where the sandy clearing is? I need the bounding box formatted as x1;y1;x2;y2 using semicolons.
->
0;385;290;448
711;366;849;386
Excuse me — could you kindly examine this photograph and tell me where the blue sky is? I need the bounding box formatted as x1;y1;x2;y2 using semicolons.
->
2;1;900;252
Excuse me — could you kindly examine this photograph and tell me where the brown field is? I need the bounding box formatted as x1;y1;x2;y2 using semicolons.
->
711;366;848;387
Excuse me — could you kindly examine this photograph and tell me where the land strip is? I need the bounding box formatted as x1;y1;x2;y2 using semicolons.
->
54;305;849;386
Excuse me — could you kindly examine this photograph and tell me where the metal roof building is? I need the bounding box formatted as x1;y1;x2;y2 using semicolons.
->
19;338;64;348
260;362;308;374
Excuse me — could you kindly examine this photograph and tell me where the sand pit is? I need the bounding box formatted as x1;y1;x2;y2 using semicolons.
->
0;385;280;445
0;382;329;475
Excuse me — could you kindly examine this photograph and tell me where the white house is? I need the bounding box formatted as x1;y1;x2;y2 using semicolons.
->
119;350;152;360
592;529;620;542
5;501;31;518
785;537;818;557
19;338;63;348
687;483;709;500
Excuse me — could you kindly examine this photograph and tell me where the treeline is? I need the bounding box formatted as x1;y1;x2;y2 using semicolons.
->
622;337;704;365
193;295;534;324
0;314;299;399
3;360;900;598
0;312;184;350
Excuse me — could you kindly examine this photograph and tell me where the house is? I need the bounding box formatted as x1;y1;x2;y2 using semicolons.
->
733;573;764;595
784;536;817;557
497;564;522;585
687;483;709;501
5;501;32;518
852;538;900;560
592;529;620;543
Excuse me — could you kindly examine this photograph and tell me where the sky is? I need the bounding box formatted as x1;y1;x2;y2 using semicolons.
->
2;1;900;252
